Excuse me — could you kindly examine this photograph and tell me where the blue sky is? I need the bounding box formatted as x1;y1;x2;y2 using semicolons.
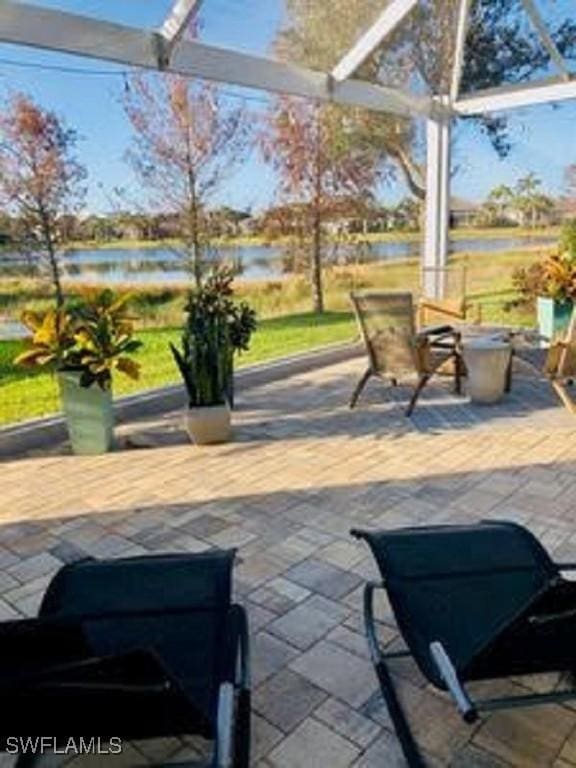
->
1;0;575;213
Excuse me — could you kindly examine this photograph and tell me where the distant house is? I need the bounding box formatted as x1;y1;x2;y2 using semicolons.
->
450;197;480;228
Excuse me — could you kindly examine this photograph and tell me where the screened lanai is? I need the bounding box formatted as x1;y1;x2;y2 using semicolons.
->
0;0;574;298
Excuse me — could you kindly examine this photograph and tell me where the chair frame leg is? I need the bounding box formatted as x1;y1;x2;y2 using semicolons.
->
406;374;430;417
454;352;463;395
552;380;576;414
349;368;372;409
363;583;426;768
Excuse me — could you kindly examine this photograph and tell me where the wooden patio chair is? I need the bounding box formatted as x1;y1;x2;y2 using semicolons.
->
418;265;469;328
349;291;463;416
510;306;576;413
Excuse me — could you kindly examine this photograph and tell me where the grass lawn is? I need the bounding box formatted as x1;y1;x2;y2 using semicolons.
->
0;244;550;426
0;311;356;425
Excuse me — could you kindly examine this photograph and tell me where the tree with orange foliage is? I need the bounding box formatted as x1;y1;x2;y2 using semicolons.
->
261;97;381;313
0;93;86;307
123;75;250;287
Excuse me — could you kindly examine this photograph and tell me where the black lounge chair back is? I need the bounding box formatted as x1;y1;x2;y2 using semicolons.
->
39;551;237;731
0;550;250;768
352;521;576;768
41;550;234;617
355;522;558;685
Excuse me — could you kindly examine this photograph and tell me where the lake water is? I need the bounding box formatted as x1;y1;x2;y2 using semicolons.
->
0;235;555;286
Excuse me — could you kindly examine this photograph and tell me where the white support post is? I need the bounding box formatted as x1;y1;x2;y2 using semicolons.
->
423;101;451;300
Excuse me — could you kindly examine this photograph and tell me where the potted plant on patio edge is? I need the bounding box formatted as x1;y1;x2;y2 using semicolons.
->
170;268;256;445
14;289;142;455
512;248;576;341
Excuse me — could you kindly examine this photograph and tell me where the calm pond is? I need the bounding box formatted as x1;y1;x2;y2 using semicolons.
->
0;235;554;285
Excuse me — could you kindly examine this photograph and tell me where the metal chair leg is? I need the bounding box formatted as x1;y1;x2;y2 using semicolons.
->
454;354;464;395
406;375;430;417
349;368;372;409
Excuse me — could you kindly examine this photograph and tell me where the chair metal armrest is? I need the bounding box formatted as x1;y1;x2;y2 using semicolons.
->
214;605;251;768
363;582;386;665
236;605;251;692
430;641;477;723
556;563;576;571
214;682;235;768
418;324;456;338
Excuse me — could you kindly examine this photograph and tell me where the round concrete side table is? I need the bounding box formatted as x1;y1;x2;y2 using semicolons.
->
462;337;512;404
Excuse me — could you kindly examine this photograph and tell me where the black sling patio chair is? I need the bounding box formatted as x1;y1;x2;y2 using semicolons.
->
351;521;576;768
0;549;250;768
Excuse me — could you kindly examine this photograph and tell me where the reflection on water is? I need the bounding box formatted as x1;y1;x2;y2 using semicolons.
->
0;236;555;285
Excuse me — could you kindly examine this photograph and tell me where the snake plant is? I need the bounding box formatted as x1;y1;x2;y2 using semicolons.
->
170;268;257;408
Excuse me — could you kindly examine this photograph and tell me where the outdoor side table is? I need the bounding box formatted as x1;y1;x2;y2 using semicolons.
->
462;337;512;404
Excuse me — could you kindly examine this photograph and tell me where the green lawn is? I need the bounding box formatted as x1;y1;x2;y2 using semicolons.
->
0;311;356;425
1;242;551;426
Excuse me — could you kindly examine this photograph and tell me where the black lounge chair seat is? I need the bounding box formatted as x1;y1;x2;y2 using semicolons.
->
0;550;250;768
352;521;576;768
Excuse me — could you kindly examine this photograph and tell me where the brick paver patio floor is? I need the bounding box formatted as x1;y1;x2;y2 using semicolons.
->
3;356;576;767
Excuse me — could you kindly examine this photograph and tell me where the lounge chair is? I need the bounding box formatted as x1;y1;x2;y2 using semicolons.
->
351;521;576;768
0;550;250;768
350;291;463;416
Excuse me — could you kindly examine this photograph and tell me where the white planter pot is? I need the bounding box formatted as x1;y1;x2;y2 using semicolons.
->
462;338;511;405
58;371;114;455
184;404;231;445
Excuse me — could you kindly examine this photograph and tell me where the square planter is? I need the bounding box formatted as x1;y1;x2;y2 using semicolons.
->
537;297;573;344
58;371;114;455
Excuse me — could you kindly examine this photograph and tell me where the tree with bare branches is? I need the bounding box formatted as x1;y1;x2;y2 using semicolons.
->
261;97;382;313
0;93;86;307
123;75;251;287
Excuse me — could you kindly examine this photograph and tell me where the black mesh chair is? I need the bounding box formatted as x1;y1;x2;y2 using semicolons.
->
351;521;576;768
0;550;250;768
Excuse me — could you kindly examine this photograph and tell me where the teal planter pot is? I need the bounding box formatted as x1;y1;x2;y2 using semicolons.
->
58;371;114;455
537;297;573;343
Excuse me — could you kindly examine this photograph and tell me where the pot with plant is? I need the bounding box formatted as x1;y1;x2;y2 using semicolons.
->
15;289;142;455
170;269;256;445
512;247;576;342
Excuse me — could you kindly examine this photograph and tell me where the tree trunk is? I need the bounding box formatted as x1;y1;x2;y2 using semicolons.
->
388;143;426;201
185;134;203;288
311;200;324;314
40;209;64;309
188;185;203;289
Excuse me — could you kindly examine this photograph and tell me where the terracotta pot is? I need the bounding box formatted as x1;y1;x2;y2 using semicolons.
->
184;404;231;445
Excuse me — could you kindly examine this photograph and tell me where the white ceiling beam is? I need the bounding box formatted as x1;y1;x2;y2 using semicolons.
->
450;0;472;102
520;0;570;80
454;75;576;114
0;0;434;118
160;0;202;50
332;0;419;82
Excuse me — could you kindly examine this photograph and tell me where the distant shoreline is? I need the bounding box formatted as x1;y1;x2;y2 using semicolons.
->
0;225;559;260
60;226;562;252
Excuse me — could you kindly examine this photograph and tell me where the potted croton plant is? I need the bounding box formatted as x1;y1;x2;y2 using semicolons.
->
170;268;256;445
14;289;142;455
513;248;576;342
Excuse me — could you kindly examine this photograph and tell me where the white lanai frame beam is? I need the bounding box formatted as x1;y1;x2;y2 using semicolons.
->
160;0;202;55
0;0;433;119
331;0;419;82
520;0;570;80
423;99;451;300
450;0;472;101
454;75;576;114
